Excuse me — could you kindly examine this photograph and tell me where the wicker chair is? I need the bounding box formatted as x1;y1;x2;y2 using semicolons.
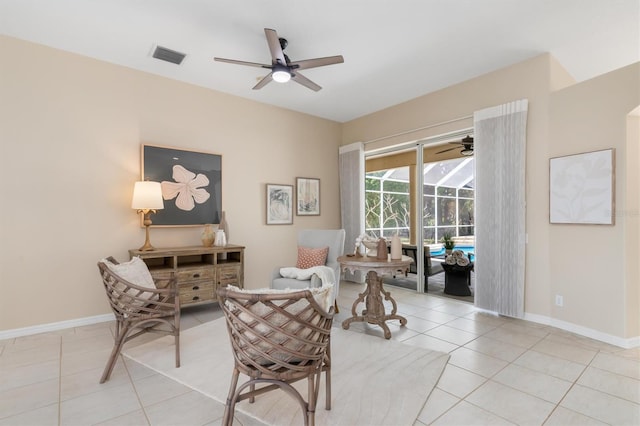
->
217;286;334;426
97;257;180;383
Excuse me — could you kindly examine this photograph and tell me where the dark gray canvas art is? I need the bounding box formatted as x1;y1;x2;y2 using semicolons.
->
142;145;222;226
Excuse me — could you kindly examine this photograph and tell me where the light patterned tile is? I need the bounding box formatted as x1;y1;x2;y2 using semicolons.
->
417;388;460;425
578;366;640;404
463;335;527;362
0;402;59;426
425;325;479;346
0;342;60;368
544;406;608;425
60;381;141;425
463;311;509;327
133;373;193;407
446;317;497;335
430;301;477;317
590;352;640;380
448;347;508;378
532;338;597;365
492;364;572;404
466;380;555;425
560;384;640;425
0;359;60;393
404;316;441;333
436;364;486;398
94;409;149;426
513;349;586;382
431;401;515;425
0;378;59;419
483;327;543;349
60;364;129;402
410;309;458;324
144;390;225;426
402;334;459;353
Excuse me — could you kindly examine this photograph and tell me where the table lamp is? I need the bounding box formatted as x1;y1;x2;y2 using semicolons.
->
132;181;164;251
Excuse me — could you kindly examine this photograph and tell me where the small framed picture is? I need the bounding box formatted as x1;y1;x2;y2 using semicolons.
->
266;184;293;225
296;177;320;216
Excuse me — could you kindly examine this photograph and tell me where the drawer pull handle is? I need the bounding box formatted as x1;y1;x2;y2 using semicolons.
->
193;273;201;278
192;296;200;301
192;286;200;290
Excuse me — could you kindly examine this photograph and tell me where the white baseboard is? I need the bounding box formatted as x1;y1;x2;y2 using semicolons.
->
523;312;639;349
0;313;115;340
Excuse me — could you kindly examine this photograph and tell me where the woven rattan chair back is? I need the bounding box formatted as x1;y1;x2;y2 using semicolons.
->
217;286;334;426
97;257;180;383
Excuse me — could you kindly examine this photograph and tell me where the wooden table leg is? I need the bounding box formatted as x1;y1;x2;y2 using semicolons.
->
342;271;407;339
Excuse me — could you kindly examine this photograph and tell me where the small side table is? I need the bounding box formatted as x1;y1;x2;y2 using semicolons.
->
338;255;413;339
442;262;474;296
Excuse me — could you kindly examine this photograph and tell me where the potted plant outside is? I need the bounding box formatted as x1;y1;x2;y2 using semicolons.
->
442;233;456;255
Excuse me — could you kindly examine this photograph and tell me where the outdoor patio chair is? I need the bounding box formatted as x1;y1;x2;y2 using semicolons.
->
217;285;334;426
97;256;180;383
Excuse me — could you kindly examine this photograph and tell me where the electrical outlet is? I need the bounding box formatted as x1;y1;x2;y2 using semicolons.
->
555;295;563;307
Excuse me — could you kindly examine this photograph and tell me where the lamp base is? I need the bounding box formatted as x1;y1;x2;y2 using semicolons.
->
139;214;156;251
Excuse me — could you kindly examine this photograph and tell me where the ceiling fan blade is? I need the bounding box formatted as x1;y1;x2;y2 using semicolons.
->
214;57;271;69
290;55;344;70
435;146;457;154
252;73;273;90
264;28;287;65
291;72;321;91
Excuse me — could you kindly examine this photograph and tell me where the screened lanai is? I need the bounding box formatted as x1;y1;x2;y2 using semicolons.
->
365;156;475;244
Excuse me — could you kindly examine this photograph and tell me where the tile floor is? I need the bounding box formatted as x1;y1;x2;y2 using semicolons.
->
1;281;638;425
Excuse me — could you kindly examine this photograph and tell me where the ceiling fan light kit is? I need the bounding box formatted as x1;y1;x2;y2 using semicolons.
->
214;28;343;91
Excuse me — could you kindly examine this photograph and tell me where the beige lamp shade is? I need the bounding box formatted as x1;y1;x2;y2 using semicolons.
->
131;181;164;210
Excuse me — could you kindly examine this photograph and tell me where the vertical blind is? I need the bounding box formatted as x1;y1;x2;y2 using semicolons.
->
339;142;365;282
474;100;529;318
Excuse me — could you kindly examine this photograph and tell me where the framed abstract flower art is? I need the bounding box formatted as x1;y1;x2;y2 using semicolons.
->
141;144;222;226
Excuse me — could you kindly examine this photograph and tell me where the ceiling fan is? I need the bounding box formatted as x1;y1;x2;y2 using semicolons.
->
435;135;474;156
214;28;344;91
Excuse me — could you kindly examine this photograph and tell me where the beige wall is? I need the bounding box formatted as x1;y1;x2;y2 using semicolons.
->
0;36;342;331
2;35;638;343
343;54;640;342
626;113;640;337
549;63;640;338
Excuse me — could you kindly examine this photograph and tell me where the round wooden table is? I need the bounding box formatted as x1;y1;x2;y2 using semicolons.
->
338;254;413;339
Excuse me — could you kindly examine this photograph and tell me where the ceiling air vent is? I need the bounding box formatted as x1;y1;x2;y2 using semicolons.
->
152;45;186;65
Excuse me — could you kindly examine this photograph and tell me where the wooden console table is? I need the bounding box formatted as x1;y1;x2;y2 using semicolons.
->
129;245;244;308
338;255;413;339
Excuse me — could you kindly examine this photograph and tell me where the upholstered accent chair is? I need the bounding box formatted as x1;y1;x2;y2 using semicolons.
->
97;256;180;383
271;229;346;309
217;285;334;426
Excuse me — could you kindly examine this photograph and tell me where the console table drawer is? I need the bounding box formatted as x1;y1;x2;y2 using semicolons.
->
218;265;241;285
179;282;214;305
177;267;214;282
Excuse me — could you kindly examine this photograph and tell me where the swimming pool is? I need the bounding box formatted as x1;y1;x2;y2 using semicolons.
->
430;245;475;261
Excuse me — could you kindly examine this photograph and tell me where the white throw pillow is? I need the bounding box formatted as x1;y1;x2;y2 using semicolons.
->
101;257;157;308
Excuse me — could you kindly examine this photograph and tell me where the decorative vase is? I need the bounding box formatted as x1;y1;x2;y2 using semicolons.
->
219;211;229;242
201;224;215;247
376;238;388;260
390;234;402;260
214;229;227;247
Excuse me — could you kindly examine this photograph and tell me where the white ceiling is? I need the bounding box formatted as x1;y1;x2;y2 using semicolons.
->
1;0;638;122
